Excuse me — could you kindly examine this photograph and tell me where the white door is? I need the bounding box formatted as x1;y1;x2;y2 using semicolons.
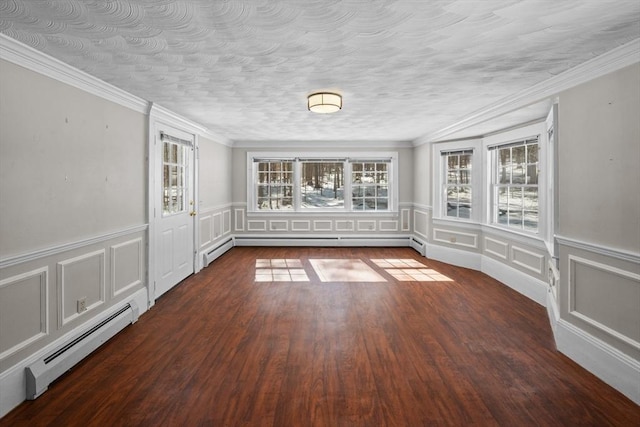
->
155;130;195;298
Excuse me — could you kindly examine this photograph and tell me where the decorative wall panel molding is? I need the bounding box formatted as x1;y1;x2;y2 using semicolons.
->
213;213;222;239
57;250;105;327
234;209;245;232
511;245;545;275
269;220;288;232
413;210;429;240
335;221;354;232
357;220;376;232
199;215;212;249
313;220;332;232
291;220;311;232
379;220;399;232
484;236;509;260
0;224;148;269
433;228;478;249
568;255;640;350
0;267;48;361
110;238;143;298
247;220;267;232
401;209;410;232
223;210;231;235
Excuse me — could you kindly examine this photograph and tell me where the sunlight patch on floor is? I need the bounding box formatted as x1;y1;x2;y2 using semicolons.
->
371;259;453;282
309;259;387;282
255;259;309;282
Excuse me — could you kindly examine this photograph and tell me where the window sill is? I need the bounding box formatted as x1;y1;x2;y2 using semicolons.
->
246;210;399;218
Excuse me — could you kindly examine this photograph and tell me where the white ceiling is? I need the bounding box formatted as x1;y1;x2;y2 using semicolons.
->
1;0;639;143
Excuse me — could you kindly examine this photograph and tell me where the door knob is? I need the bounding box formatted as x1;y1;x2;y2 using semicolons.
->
190;211;196;217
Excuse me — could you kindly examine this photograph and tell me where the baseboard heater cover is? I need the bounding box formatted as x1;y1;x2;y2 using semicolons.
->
25;301;139;400
410;237;426;256
203;238;234;267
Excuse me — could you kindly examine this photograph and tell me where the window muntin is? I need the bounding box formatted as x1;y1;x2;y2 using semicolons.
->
162;139;189;216
301;161;344;209
351;161;389;211
256;160;294;210
443;151;472;219
250;154;395;213
493;139;539;232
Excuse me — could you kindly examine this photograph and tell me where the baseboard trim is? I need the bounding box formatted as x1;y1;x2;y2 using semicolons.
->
0;288;148;418
481;255;547;306
233;235;412;248
425;243;482;270
556;318;640;405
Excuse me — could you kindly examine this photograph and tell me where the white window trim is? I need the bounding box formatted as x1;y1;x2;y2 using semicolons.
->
246;151;399;214
482;121;548;239
432;139;483;222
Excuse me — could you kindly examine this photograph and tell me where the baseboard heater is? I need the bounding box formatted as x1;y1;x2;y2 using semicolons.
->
410;237;426;256
25;301;139;400
203;238;234;267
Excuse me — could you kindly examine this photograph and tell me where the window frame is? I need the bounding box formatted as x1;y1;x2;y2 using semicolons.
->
433;139;482;223
483;121;548;238
247;151;398;214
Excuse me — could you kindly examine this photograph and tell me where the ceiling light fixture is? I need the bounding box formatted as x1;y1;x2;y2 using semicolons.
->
307;92;342;114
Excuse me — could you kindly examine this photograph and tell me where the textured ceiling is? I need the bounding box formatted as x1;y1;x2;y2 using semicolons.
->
1;0;639;143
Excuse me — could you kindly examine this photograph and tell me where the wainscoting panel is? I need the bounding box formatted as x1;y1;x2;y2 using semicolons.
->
247;220;267;232
335;220;354;231
110;238;143;298
234;209;245;232
401;208;410;232
569;255;640;349
199;215;212;249
223;210;231;235
379;220;399;232
0;267;48;361
512;245;545;275
213;213;222;239
485;236;509;260
57;250;105;327
357;220;376;232
313;220;332;232
413;210;428;239
291;220;311;232
269;220;288;232
433;228;478;249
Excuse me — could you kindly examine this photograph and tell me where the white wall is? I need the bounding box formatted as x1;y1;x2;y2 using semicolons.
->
0;59;149;415
557;63;640;361
0;60;146;258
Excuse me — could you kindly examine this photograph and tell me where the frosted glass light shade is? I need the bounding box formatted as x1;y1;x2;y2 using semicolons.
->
308;92;342;113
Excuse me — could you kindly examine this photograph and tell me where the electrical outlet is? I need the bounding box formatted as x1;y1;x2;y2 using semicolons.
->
449;236;457;243
77;297;87;313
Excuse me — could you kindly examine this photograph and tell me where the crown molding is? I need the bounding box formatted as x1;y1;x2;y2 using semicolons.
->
233;139;413;149
419;37;640;144
0;33;148;114
148;103;233;146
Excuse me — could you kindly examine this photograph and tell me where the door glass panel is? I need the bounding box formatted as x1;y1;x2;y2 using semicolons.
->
162;140;189;215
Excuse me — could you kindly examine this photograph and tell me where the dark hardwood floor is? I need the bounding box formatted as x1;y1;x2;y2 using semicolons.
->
2;247;639;426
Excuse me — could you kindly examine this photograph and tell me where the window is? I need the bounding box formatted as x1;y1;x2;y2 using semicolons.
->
250;153;397;213
351;160;389;211
443;150;472;219
256;160;294;210
491;137;539;232
301;161;344;209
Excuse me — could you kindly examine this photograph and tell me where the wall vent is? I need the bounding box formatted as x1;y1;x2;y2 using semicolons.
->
25;301;139;400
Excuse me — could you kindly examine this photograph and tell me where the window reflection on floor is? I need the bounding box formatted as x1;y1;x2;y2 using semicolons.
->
255;259;309;282
371;259;453;282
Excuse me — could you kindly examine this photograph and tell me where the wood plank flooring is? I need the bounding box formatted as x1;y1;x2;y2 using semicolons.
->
2;247;639;426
